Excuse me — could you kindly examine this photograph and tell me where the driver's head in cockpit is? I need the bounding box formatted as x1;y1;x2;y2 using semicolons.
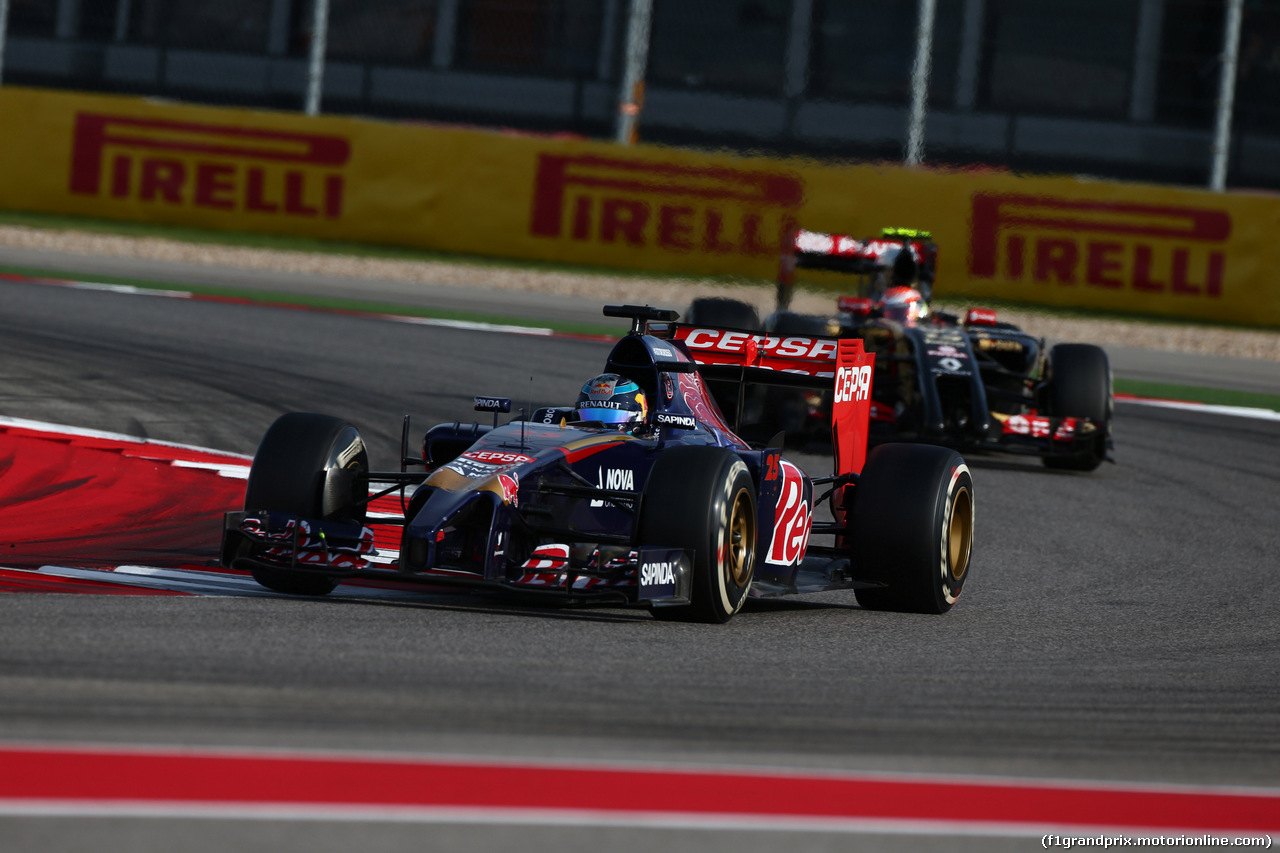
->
574;373;648;429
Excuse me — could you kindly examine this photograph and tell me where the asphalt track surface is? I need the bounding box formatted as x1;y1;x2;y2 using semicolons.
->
0;266;1278;851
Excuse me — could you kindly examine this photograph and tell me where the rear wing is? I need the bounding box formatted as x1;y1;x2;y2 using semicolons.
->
669;325;875;476
776;227;938;309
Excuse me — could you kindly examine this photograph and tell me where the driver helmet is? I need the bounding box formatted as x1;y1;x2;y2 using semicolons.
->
575;373;648;427
881;286;928;325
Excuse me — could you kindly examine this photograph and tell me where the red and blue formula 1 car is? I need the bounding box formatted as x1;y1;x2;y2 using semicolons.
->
221;305;974;622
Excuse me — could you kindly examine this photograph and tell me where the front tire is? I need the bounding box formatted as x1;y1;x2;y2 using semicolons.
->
639;446;757;623
1041;343;1113;471
850;444;974;614
242;412;369;596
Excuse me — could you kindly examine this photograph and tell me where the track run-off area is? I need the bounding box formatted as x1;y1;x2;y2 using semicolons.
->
0;270;1278;851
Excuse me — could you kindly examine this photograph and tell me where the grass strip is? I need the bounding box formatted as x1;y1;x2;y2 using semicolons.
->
1114;378;1280;412
0;264;621;338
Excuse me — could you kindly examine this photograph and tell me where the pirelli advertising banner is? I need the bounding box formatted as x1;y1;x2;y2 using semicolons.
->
1;86;1277;327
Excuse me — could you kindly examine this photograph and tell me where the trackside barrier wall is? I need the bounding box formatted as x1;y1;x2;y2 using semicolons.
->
1;86;1278;328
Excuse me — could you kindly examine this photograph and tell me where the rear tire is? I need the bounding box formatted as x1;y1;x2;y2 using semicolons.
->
639;446;757;623
685;299;762;435
242;412;369;596
1041;344;1112;471
850;444;974;614
760;311;842;443
685;297;761;330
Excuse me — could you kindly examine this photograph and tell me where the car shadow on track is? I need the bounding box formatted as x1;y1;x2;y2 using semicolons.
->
962;455;1097;475
309;588;866;622
320;590;660;625
742;597;863;615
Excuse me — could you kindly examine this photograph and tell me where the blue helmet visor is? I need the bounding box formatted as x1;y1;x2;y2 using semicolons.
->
576;406;637;424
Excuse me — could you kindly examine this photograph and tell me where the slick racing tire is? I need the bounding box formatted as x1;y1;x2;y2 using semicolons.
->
685;299;767;439
1042;343;1113;472
241;412;369;596
685;297;761;331
760;311;842;442
639;446;757;624
850;444;974;614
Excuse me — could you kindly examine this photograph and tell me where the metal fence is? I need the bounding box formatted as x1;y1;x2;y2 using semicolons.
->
2;0;1279;191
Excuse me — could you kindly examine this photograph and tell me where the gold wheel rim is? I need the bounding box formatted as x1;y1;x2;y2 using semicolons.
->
726;489;755;588
948;487;973;583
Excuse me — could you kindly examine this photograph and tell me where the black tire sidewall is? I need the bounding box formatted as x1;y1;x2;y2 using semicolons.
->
1044;344;1112;470
242;413;369;595
850;444;974;613
245;412;368;523
640;446;756;623
1046;344;1112;425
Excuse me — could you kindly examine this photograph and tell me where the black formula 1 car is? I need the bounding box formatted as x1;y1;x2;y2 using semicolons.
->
221;305;975;622
688;228;1114;471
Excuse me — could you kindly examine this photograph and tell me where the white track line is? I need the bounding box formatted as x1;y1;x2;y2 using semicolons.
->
1118;396;1280;422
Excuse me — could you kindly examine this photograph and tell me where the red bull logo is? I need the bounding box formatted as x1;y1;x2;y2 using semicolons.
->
529;153;804;256
969;193;1231;297
588;378;616;397
69;112;350;218
766;460;810;567
497;473;519;506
